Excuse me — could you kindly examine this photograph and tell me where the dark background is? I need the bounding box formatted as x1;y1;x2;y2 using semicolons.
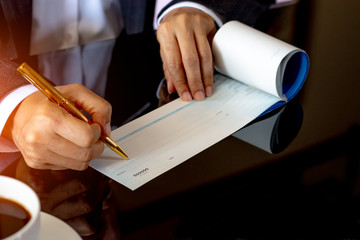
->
110;1;360;239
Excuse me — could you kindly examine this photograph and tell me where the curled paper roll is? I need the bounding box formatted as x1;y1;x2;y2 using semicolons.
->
212;21;309;103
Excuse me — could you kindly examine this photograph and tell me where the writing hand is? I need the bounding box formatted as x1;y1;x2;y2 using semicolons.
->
3;84;112;170
157;7;217;101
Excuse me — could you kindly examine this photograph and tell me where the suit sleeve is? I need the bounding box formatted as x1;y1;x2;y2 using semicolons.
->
0;57;28;100
158;0;269;28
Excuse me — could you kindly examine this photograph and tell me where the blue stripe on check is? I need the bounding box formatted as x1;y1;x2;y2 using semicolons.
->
116;101;196;143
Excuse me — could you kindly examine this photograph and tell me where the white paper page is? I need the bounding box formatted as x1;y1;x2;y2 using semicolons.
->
90;75;280;190
212;21;300;98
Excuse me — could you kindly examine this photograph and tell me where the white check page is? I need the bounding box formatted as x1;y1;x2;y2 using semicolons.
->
90;74;280;190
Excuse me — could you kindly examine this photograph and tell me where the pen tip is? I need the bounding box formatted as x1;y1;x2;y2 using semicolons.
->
103;136;129;159
122;152;129;159
114;146;129;159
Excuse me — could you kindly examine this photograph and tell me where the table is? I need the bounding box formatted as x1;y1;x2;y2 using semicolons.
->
2;85;359;239
2;1;360;238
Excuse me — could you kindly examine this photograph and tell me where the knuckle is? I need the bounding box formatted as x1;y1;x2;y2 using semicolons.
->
199;51;212;63
189;83;204;93
77;162;90;171
96;143;105;156
70;83;84;90
157;23;173;40
24;132;39;144
81;126;97;147
103;100;112;115
24;157;43;169
172;77;186;86
183;54;199;67
167;58;183;71
80;148;94;162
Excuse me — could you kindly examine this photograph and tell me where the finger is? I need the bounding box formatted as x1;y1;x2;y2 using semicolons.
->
45;134;104;163
41;178;89;210
23;152;89;171
66;216;97;237
58;84;112;136
157;30;192;101
194;33;214;97
52;195;94;220
52;106;102;148
160;49;174;93
160;49;175;94
176;31;205;101
22;140;103;171
26;163;68;171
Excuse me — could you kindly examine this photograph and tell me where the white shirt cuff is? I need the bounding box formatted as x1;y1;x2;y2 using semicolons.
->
270;0;299;9
156;2;224;29
0;85;37;135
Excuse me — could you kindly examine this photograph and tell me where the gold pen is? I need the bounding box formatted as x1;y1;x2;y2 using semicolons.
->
17;62;128;159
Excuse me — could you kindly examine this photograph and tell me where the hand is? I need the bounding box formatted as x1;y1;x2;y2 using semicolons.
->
157;7;217;101
3;84;112;170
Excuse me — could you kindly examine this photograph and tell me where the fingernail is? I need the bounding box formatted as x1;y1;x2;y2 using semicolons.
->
205;86;213;97
167;87;174;94
182;91;193;102
194;91;205;101
105;122;111;136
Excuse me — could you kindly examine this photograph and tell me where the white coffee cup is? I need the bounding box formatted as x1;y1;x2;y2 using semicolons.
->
0;175;40;240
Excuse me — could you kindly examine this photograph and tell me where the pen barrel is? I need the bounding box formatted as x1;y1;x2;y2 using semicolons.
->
18;63;89;122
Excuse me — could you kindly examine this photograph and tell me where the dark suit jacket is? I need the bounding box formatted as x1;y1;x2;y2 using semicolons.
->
0;0;270;112
0;0;33;99
159;0;269;28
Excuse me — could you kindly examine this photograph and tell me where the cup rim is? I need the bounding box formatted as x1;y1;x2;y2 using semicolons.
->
0;175;40;239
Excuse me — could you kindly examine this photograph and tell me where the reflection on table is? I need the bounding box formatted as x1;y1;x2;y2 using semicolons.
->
0;153;120;239
232;101;303;154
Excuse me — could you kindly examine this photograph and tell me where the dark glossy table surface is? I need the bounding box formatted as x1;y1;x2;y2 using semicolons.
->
2;2;360;239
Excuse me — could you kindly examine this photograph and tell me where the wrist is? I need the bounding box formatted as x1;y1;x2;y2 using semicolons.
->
157;1;224;29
